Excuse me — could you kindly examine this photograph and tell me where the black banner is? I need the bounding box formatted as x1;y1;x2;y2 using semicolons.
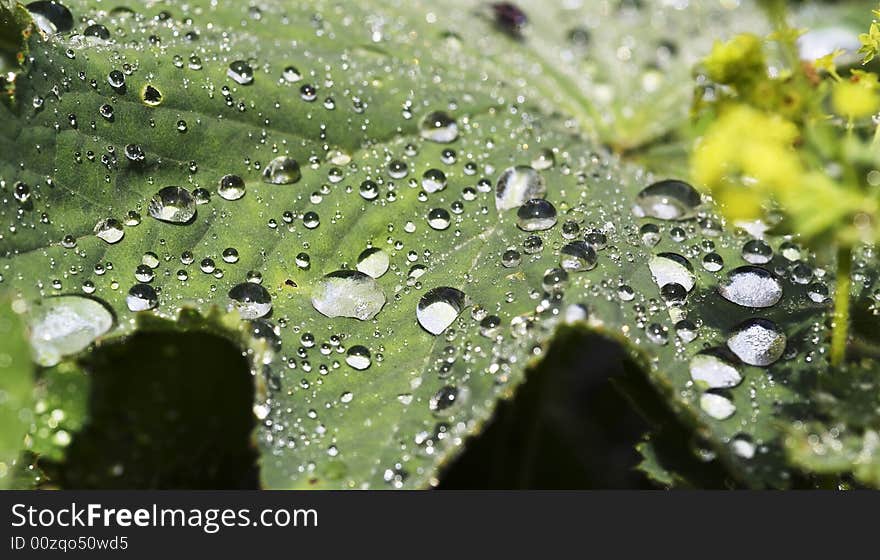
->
0;491;875;557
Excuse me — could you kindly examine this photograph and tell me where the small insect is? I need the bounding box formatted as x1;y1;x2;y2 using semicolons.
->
490;2;528;36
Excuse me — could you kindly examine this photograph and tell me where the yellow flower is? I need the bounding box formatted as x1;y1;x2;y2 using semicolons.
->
831;80;880;119
703;34;766;86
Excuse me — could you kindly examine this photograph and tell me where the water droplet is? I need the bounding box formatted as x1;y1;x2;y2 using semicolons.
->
430;385;466;414
94;218;124;244
262;156;301;184
26;1;73;34
229;282;272;319
417;287;466;335
419;111;458;143
501;249;522;267
427;208;451;230
421;169;447;193
345;345;372;370
227;60;254;85
218;174;246;200
649;252;695;291
356;248;390;278
516;199;557;231
560;241;597;272
531;148;555;170
700;392;736;420
495;165;546;211
311;271;385;321
742;239;773;264
690;351;742;389
27;295;113;367
727;318;786;367
282;65;302;82
126;284;158;312
633;179;701;220
719;266;782;308
84;23;110;40
148;186;196;224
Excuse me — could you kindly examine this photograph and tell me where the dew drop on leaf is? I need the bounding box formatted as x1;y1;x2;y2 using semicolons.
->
126;284;158;312
93;218;124;244
345;345;372;370
218;174;246;201
700;391;736;420
495;165;546;211
417;287;466;335
356;248;389;278
262;156;302;185
719;266;782;308
419;111;458;143
311;271;386;321
27;295;113;367
632;179;701;221
228;282;273;320
516;199;557;231
648;252;695;291
726;318;786;367
689;352;742;389
148;186;197;224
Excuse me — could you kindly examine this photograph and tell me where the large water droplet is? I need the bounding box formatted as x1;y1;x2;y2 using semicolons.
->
148;186;196;224
419;111;458;143
27;295;113;367
311;271;385;321
26;1;74;34
229;282;272;319
649;252;695;291
719;266;782;308
516;199;557;231
633;180;701;220
417;287;466;335
262;156;301;185
495;165;546;211
690;351;742;389
727;318;786;367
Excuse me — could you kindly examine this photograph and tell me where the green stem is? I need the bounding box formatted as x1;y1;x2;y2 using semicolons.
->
831;246;852;367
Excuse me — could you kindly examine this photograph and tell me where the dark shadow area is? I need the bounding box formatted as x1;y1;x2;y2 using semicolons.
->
47;331;258;489
439;329;655;489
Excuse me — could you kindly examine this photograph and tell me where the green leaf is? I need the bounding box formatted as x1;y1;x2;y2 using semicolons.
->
0;298;33;488
1;0;875;489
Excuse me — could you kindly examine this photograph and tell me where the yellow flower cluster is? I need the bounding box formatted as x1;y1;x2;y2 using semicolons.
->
691;29;880;246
